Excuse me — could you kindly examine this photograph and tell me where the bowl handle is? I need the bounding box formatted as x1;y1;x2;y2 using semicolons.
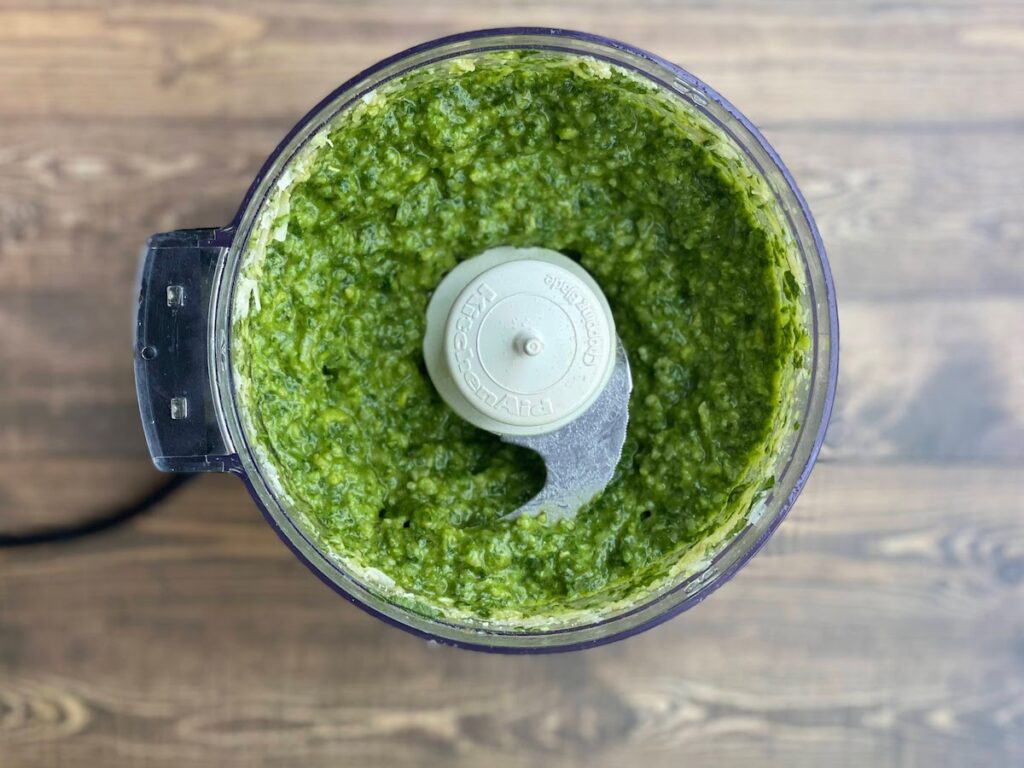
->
134;228;239;473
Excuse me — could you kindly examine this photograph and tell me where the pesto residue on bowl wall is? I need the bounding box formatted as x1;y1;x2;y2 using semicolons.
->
233;51;807;625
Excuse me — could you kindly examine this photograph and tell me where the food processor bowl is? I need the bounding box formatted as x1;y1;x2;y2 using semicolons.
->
134;28;839;652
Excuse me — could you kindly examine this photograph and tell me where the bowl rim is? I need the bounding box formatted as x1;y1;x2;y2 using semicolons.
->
216;27;840;653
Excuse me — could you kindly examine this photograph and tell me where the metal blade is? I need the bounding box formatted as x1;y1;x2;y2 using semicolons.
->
501;342;632;521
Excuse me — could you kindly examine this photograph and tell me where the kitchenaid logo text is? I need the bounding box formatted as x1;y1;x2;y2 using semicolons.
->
543;273;602;366
451;282;553;419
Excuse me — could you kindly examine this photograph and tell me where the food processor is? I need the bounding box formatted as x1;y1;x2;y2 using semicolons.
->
134;28;838;652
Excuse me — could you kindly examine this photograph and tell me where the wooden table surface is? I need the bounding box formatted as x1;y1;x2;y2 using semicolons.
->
1;1;1022;766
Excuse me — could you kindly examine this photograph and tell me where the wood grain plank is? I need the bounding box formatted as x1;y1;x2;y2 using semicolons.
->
767;130;1024;301
0;459;164;529
0;120;277;293
2;123;1020;300
0;1;1022;123
1;297;1019;464
0;464;1020;767
825;299;1024;462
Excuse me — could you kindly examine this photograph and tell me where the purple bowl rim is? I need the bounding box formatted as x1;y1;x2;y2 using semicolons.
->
221;27;840;653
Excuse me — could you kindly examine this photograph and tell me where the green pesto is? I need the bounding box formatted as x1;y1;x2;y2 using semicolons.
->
234;52;801;621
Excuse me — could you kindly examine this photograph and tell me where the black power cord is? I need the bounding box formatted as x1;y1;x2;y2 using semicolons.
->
0;474;195;548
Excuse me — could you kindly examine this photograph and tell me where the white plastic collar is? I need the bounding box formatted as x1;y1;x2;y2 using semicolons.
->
423;247;616;436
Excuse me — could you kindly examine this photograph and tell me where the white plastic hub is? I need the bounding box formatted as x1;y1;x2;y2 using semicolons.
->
424;247;616;436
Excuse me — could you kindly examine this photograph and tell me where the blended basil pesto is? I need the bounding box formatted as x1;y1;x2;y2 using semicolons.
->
234;51;804;623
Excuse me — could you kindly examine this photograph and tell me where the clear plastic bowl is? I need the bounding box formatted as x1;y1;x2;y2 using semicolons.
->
135;28;839;652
